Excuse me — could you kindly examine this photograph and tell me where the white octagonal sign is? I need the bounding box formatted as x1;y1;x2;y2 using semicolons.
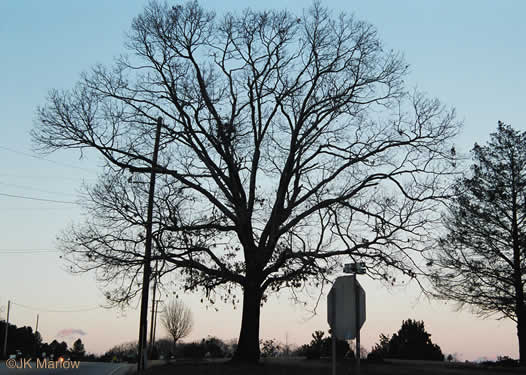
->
327;275;366;340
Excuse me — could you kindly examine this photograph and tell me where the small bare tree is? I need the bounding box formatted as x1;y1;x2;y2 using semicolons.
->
161;299;193;350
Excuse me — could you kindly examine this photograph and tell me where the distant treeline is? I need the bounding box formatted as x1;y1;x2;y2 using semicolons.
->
0;321;39;358
103;320;445;363
0;321;88;360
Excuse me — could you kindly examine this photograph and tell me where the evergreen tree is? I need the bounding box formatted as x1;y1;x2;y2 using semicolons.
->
72;338;85;358
369;319;444;361
430;122;526;365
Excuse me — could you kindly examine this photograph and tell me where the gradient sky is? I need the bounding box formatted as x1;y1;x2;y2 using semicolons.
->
1;0;525;361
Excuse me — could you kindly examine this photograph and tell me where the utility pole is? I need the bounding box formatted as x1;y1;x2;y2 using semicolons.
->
152;299;162;351
137;117;163;373
148;260;158;358
354;273;361;374
34;314;39;357
2;300;10;358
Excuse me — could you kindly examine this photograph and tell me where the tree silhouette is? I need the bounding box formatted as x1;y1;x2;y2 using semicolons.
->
202;336;227;358
49;340;68;358
299;330;350;359
369;319;443;361
34;332;42;356
0;323;41;358
368;333;390;360
161;299;193;350
430;122;526;365
103;341;138;362
72;338;86;358
32;0;459;362
310;330;325;356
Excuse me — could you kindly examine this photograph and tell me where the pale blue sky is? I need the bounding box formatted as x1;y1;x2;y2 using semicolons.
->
0;0;525;360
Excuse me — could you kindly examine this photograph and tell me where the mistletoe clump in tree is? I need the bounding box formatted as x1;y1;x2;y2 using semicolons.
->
33;1;459;362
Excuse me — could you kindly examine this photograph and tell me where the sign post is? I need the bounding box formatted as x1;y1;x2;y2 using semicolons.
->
331;290;336;375
328;263;366;375
354;273;361;373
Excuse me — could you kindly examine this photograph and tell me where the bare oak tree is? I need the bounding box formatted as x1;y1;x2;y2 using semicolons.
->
429;122;526;365
33;1;459;362
161;299;193;348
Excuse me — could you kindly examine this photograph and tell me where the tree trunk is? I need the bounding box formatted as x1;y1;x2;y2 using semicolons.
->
233;284;262;363
518;308;526;366
171;339;177;359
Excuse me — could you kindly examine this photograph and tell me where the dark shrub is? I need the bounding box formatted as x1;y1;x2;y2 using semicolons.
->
298;330;352;360
368;320;444;361
260;339;282;358
496;356;519;368
181;342;206;359
203;337;227;358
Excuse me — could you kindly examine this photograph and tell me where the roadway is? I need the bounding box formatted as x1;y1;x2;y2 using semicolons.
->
0;361;133;375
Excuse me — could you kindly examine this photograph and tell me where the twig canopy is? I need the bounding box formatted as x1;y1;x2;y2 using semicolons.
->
33;0;460;361
161;299;193;344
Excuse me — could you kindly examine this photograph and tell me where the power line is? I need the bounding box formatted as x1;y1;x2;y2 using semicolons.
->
0;207;74;210
0;172;95;183
0;181;77;197
0;253;57;256
0;249;57;254
0;252;58;257
11;302;100;313
0;192;77;204
0;145;97;174
0;248;58;256
0;248;57;252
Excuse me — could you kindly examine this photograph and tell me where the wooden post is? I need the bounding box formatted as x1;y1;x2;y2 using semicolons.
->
34;314;39;357
355;274;361;374
137;117;163;373
2;300;10;358
332;292;336;375
149;260;158;357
